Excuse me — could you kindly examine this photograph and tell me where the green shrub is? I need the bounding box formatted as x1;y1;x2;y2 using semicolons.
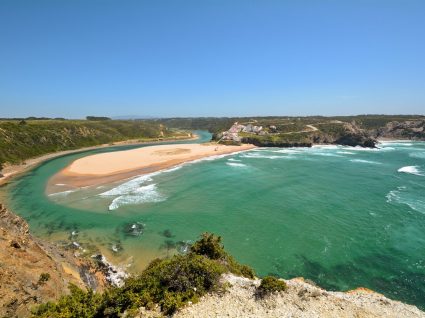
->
191;233;256;279
32;233;257;317
191;232;226;260
257;276;287;297
100;253;225;315
38;273;50;285
32;284;103;318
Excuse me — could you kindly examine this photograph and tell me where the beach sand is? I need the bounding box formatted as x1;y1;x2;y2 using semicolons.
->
48;143;256;190
0;135;197;187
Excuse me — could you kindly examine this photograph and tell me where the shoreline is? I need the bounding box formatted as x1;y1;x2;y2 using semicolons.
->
46;137;425;191
48;143;257;190
0;134;197;187
3;135;422;188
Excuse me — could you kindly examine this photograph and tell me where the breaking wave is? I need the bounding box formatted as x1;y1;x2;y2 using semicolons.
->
350;159;382;165
100;168;178;210
397;166;424;176
48;189;77;197
409;152;425;159
337;151;355;155
226;162;247;167
240;153;283;159
108;184;165;210
386;186;425;214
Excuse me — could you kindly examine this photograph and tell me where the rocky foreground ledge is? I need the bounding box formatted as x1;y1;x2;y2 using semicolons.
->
135;274;425;318
171;274;425;318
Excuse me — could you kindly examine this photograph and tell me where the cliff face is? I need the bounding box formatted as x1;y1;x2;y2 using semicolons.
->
376;120;425;140
0;204;105;318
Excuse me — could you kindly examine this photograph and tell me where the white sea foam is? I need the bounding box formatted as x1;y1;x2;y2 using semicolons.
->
312;145;339;150
91;255;128;287
100;150;255;210
347;146;378;152
409;152;425;159
379;141;414;147
226;162;247;167
163;165;182;173
397;166;424;176
228;158;241;162
240;153;282;159
337;151;355;155
350;159;382;165
48;189;76;197
255;148;302;154
183;150;251;165
310;152;342;157
108;184;165;210
386;186;425;214
100;174;154;197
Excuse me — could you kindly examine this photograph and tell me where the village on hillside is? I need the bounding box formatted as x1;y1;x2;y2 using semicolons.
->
217;122;271;144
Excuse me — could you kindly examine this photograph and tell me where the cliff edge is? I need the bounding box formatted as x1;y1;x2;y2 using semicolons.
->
0;204;106;318
173;274;425;318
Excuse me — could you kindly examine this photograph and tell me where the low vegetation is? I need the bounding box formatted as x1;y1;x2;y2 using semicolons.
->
256;276;287;298
32;233;255;318
157;115;425;134
37;273;51;285
0;119;188;164
156;115;424;148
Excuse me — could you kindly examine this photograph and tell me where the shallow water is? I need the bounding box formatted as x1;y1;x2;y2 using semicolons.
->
3;136;425;309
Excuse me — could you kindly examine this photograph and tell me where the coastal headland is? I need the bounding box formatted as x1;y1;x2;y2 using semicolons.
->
48;143;256;190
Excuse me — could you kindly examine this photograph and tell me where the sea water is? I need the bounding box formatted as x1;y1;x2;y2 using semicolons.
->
3;134;425;309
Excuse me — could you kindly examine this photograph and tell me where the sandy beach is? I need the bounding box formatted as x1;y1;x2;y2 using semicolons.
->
0;135;196;187
48;143;256;190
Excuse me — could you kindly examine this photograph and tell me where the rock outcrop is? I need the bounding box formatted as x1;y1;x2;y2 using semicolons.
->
0;204;106;318
376;120;425;140
174;274;425;318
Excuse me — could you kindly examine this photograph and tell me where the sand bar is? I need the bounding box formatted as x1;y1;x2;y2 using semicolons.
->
48;143;256;190
0;135;196;187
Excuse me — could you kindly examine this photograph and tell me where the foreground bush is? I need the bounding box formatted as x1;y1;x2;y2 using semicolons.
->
32;233;255;317
257;276;287;297
32;284;103;318
191;233;255;279
101;254;225;315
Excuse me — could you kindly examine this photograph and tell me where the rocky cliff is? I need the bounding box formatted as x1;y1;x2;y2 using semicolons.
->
0;204;106;318
376;120;425;140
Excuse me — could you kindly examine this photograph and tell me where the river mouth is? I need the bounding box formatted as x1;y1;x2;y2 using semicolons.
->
3;136;425;309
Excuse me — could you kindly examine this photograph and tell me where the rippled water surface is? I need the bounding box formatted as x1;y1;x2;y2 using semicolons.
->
4;134;425;309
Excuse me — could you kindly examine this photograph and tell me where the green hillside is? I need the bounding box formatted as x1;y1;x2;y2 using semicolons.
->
0;119;188;165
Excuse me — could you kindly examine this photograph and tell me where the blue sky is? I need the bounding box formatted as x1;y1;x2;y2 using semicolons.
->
1;0;424;118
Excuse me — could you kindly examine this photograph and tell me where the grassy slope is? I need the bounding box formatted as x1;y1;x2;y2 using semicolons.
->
157;115;425;146
158;115;425;133
0;120;188;164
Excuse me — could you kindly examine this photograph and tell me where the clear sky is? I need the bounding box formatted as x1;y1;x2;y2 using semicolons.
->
1;0;424;118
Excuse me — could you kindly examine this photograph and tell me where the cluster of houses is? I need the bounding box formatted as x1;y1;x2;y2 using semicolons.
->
218;122;268;144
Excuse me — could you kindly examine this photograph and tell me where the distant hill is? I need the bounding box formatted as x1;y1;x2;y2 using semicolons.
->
155;115;425;147
111;115;160;120
0;119;187;165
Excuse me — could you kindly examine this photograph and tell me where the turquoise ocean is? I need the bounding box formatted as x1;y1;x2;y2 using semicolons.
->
3;131;425;308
